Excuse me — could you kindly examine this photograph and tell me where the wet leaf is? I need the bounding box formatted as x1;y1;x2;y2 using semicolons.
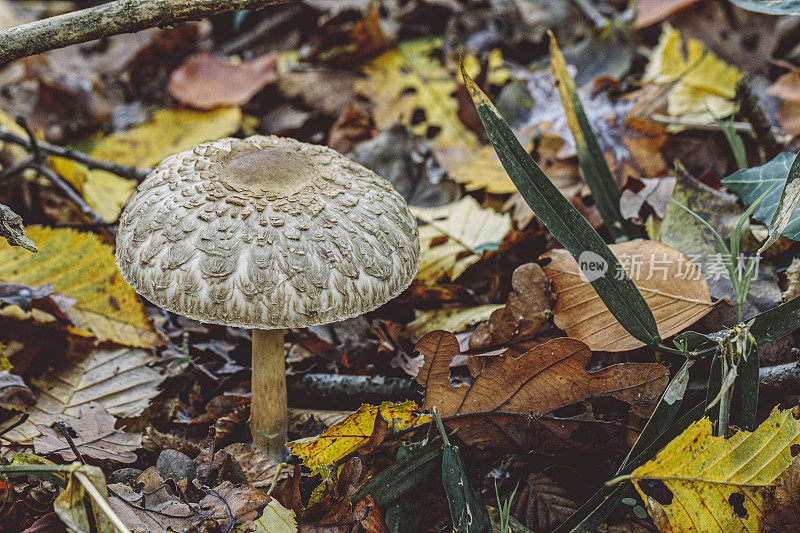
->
0;226;159;347
168;52;278;109
631;407;800;532
643;24;741;122
288;401;429;472
415;331;668;450
34;403;141;463
542;239;714;351
49;107;242;221
413;196;512;283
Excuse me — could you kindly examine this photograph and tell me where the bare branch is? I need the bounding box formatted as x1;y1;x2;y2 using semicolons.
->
0;0;297;66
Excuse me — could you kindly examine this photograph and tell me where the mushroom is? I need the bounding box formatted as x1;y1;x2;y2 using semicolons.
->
115;136;419;456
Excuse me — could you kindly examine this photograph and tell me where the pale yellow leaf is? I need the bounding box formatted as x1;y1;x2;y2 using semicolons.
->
407;304;504;340
412;196;512;283
0;226;159;347
253;499;298;533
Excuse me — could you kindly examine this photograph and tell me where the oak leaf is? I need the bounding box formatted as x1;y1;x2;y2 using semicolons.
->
198;481;270;530
511;472;577;533
542;239;714;352
288;401;428;472
412;196;512;283
415;331;668;450
0;226;159;348
34;403;141;463
109;467;195;533
631;407;800;532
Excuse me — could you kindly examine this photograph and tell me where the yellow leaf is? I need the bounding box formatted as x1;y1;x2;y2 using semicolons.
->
0;226;159;347
355;38;516;193
643;25;741;123
49;107;242;222
407;304;504;340
631;407;800;532
253;499;297;533
288;401;429;472
412;196;512;283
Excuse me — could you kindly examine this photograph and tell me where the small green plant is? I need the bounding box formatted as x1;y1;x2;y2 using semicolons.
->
494;480;519;533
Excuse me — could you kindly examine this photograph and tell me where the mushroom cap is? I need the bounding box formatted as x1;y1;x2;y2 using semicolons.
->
115;135;419;329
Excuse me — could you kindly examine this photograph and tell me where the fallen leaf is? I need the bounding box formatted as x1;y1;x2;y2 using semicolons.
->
223;442;286;488
643;24;741;122
355;38;517;193
168;52;278;109
109;467;195;533
768;70;800;137
413;196;512;283
2;346;164;445
304;457;363;526
631;407;800;532
469;263;555;351
49;107;242;221
34;403;141;463
762;456;800;532
198;481;270;530
0;370;34;411
511;472;578;533
0;226;159;347
542;239;714;351
407;304;504;341
415;331;668;450
619;177;676;220
635;0;703;28
54;464;115;533
254;498;298;533
288;401;428;472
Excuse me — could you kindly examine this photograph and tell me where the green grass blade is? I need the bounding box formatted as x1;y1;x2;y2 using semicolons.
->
461;65;660;347
548;32;642;243
749;294;800;346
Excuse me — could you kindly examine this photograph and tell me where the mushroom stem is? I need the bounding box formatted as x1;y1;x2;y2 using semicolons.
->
251;328;288;456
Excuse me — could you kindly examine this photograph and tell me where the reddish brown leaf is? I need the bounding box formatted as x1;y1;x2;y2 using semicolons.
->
168;52;278;109
414;331;668;450
357;412;388;455
542;239;714;352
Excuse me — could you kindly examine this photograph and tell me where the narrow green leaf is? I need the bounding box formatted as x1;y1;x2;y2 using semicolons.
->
728;0;800;14
355;443;441;509
461;64;660;347
749;294;800;346
548;32;641;243
758;152;800;254
731;339;759;431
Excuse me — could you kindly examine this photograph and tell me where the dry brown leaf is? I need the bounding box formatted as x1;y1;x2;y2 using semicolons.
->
168;52;278;109
223;442;286;488
768;70;800;138
469;263;555;351
407;304;503;341
0;370;34;412
2;346;164;445
34;403;141;463
414;331;668;450
198;481;270;530
511;472;578;533
542;239;714;352
109;467;196;533
763;455;800;532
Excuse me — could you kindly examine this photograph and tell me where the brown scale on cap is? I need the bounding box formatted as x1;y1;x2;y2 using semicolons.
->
116;135;420;329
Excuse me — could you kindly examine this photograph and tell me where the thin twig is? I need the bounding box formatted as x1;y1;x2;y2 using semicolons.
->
54;421;87;465
0;0;297;65
35;163;115;234
0;125;150;181
74;470;134;533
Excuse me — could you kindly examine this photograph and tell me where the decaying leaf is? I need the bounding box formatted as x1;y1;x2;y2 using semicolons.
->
54;464;115;533
631;407;800;532
407;304;503;341
253;498;298;533
620;177;676;220
223;442;286;488
0;226;159;348
109;467;196;533
34;403;141;463
3;346;164;445
413;196;512;283
198;481;270;531
762;456;800;532
511;472;578;533
288;401;428;472
168;52;278;109
415;331;668;450
355;38;517;193
0;370;34;411
642;24;741;122
49;107;242;221
469;263;555;351
542;239;714;351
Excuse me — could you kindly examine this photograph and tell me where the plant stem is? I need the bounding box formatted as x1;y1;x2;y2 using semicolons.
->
718;358;732;437
74;470;132;533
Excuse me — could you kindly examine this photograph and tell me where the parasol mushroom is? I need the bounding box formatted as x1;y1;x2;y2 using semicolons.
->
115;135;419;457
